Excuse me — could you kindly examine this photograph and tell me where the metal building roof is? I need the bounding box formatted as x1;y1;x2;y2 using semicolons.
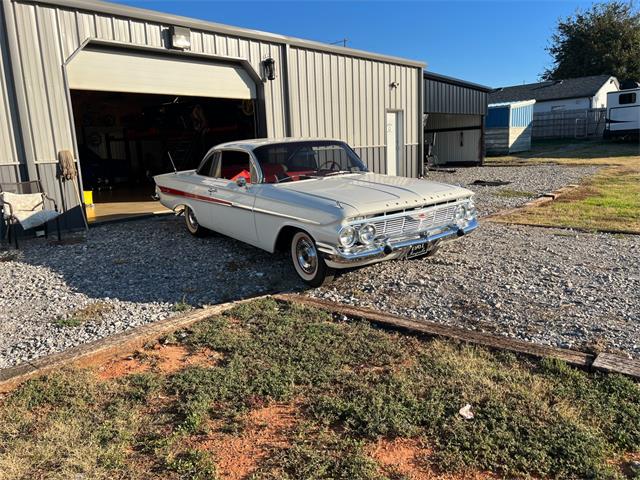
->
423;71;489;115
423;71;491;92
16;0;425;68
489;75;618;104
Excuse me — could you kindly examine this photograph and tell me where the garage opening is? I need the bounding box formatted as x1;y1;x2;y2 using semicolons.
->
67;47;258;223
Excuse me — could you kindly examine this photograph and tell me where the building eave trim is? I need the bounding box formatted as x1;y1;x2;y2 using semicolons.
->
16;0;426;68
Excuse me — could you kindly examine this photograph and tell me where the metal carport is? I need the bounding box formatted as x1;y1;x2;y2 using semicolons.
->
423;72;491;168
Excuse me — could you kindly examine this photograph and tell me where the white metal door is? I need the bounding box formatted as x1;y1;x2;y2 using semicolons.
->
67;48;256;99
386;112;402;176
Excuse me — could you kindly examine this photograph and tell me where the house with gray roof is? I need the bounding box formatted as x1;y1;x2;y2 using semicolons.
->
489;75;619;113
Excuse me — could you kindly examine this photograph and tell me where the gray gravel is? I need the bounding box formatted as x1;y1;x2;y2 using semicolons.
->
427;164;600;215
0;217;299;368
1;163;636;369
311;222;640;357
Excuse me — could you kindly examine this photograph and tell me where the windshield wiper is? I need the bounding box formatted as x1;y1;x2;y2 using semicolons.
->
322;170;355;177
275;174;313;183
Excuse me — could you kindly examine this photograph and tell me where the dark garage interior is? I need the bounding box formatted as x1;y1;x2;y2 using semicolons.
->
71;90;257;222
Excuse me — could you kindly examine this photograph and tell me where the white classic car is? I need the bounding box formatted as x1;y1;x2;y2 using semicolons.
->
154;139;477;286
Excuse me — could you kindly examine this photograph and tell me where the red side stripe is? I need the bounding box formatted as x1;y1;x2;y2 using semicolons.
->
159;186;233;206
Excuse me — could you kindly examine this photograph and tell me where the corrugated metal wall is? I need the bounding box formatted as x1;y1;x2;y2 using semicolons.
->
423;77;487;115
0;0;423;227
287;47;421;177
0;3;22;186
510;104;534;127
425;113;481;129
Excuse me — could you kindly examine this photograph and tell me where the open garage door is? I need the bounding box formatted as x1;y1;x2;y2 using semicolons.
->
67;48;256;99
68;48;258;223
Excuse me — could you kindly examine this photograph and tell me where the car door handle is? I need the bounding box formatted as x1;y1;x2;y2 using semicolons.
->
208;187;217;193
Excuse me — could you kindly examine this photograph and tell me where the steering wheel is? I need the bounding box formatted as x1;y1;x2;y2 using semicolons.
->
319;159;340;171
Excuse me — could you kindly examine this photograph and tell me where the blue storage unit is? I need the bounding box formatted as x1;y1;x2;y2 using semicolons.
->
485;100;535;154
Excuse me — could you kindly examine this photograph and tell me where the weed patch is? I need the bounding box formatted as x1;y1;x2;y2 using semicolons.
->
1;299;639;479
54;301;113;328
251;424;380;480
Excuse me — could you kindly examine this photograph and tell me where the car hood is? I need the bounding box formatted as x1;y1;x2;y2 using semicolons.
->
278;173;473;215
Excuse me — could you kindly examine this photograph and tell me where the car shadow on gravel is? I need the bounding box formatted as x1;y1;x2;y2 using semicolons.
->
17;215;305;307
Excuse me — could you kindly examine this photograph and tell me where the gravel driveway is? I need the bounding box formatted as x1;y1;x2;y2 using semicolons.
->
1;163;637;369
310;222;640;356
427;164;600;215
0;218;299;368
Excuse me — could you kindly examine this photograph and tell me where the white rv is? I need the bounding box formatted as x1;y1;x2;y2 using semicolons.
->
604;88;640;139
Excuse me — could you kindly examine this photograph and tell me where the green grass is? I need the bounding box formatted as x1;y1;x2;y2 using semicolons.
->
487;139;639;165
493;165;640;233
173;295;193;313
1;299;639;479
487;141;640;232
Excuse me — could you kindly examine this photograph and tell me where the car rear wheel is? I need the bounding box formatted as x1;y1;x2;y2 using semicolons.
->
290;231;334;287
184;206;208;237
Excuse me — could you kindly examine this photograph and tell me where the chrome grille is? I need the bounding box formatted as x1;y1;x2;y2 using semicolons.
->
370;203;458;239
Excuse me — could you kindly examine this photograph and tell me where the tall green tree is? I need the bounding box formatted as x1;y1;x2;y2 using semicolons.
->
543;1;640;82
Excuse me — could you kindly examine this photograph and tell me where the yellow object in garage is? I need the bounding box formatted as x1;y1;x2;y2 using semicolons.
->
83;190;94;207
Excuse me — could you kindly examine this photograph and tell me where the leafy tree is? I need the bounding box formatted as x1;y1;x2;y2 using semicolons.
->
543;1;640;82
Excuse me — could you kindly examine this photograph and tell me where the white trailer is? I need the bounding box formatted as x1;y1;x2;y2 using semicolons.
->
604;88;640;139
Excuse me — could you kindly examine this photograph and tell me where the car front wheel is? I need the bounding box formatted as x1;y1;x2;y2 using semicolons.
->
184;206;209;237
290;231;334;287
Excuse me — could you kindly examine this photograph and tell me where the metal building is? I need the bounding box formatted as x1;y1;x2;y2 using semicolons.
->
0;0;424;228
423;72;490;167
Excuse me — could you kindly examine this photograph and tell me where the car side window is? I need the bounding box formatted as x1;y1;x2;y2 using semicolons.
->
196;151;219;177
217;150;257;184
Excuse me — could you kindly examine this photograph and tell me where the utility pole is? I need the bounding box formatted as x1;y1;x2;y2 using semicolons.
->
329;38;348;47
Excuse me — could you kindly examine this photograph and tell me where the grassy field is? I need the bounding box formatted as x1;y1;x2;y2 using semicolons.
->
488;140;640;233
1;299;639;480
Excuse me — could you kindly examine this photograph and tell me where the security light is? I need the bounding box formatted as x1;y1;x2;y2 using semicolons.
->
263;57;276;81
170;26;191;50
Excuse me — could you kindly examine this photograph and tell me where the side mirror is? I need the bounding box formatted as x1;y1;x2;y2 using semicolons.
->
236;176;247;187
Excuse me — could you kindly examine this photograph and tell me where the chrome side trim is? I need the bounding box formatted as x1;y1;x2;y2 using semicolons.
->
251;206;321;225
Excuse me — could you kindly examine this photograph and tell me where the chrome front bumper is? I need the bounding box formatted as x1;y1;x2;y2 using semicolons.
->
320;218;478;268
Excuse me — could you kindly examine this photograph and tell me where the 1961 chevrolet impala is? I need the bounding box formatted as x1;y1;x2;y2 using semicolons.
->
154;138;477;286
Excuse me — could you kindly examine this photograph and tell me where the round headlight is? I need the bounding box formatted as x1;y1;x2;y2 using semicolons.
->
465;200;476;220
339;226;357;248
358;224;377;244
454;205;466;222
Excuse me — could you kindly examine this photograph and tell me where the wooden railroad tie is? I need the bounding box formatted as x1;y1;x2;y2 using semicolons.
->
275;294;640;379
1;293;638;393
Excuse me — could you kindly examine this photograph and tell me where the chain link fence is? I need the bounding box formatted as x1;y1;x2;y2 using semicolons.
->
532;108;606;140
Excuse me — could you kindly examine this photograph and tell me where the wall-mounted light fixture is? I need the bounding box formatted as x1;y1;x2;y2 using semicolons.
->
169;26;191;50
390;81;399;89
263;57;276;81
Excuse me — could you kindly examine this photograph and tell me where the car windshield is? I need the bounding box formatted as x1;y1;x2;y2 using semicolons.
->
252;141;368;184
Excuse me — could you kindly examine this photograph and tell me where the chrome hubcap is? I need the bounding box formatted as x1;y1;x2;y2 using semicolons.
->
296;238;317;274
187;209;198;228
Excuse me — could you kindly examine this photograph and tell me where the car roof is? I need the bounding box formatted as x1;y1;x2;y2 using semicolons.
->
214;137;346;152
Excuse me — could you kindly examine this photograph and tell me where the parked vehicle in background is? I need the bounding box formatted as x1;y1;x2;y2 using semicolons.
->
604;87;640;139
154;139;478;286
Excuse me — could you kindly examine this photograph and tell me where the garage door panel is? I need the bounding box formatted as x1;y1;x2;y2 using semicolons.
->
67;49;256;99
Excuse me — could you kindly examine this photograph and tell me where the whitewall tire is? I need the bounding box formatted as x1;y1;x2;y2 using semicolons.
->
184;206;208;237
290;231;334;287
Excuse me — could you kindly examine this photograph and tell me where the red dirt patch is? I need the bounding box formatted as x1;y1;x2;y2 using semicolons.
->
200;402;298;480
97;344;220;380
370;437;497;480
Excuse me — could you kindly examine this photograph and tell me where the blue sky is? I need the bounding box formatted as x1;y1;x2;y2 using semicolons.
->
111;0;603;87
